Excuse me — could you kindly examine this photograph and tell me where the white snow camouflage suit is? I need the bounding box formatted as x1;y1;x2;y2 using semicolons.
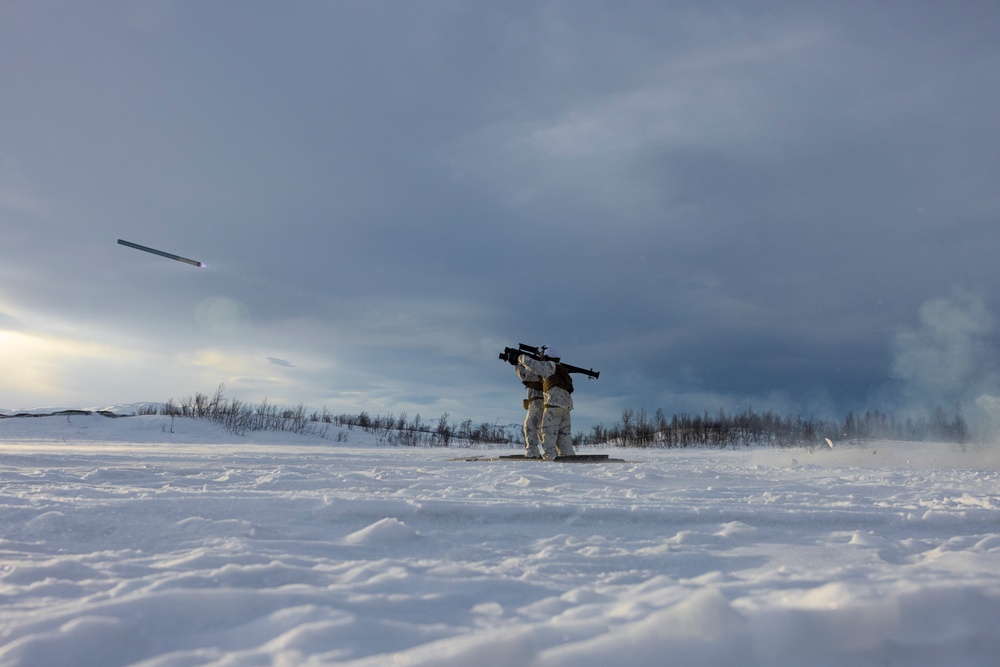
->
518;355;576;458
516;365;543;457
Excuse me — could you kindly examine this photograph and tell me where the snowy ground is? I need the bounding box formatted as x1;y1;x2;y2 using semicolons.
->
2;413;1000;666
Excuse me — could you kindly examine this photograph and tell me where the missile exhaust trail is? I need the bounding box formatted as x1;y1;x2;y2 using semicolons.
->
117;239;204;267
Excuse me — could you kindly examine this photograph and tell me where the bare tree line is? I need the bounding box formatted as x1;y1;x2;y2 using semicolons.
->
579;404;971;449
157;386;516;446
330;410;513;447
156;386;973;449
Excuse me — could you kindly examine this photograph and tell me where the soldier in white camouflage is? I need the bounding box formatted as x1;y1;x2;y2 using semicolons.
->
516;364;544;458
517;345;576;460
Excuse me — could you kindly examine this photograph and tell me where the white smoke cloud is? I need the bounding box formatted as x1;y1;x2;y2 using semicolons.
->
887;288;1000;439
890;288;996;400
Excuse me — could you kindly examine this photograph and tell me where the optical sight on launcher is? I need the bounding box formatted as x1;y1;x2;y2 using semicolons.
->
498;343;600;380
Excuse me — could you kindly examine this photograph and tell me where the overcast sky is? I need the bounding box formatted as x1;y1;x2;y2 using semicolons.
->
3;1;1000;432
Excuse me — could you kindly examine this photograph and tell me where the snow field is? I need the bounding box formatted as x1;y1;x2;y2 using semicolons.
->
1;414;1000;665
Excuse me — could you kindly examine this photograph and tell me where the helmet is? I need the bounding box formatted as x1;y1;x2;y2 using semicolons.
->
539;345;561;360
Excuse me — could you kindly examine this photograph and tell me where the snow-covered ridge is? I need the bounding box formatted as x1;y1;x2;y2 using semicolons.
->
0;402;162;418
0;408;122;419
0;410;351;447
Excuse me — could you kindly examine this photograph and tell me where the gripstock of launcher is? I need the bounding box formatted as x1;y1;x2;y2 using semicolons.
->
498;343;600;380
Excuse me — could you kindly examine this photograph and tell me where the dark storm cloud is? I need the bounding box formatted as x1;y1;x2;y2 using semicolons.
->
2;1;1000;430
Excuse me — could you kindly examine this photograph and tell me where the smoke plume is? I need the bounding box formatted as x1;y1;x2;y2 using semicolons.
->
887;288;1000;439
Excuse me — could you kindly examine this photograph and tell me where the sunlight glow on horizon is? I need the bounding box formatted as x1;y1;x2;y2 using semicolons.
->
0;327;288;411
0;329;125;405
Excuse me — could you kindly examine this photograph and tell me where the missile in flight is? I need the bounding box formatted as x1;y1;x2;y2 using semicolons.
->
117;239;204;268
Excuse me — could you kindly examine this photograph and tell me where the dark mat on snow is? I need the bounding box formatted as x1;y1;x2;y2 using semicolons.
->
450;453;627;463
